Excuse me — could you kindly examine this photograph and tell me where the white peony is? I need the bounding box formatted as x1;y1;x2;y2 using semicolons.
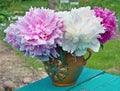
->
59;6;105;56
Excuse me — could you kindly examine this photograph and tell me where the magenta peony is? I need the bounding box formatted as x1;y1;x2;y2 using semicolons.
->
94;7;118;44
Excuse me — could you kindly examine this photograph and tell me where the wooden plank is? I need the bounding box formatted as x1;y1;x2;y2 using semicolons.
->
69;73;120;91
15;68;104;91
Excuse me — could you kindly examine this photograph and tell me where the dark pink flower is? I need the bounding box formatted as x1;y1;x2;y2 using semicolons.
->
94;7;118;44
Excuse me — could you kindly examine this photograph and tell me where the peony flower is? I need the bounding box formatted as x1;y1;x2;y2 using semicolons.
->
58;6;105;56
4;7;64;61
4;23;21;49
94;7;118;44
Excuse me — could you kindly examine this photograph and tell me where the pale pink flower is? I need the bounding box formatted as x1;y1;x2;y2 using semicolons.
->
4;7;64;61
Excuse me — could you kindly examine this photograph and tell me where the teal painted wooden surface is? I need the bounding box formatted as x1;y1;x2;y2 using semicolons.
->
69;74;120;91
15;68;120;91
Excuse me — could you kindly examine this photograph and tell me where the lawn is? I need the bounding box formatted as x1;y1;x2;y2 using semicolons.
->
0;0;120;75
86;40;120;75
7;0;48;12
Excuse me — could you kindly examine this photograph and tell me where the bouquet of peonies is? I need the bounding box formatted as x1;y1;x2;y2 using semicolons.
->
4;6;117;61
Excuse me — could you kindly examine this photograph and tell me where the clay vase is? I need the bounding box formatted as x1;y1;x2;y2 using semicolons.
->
43;49;92;86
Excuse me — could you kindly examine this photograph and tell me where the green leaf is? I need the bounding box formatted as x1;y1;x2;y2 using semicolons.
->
56;45;66;65
100;43;104;49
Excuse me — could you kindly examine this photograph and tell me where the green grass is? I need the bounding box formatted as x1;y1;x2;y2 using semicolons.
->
7;0;48;12
86;40;120;75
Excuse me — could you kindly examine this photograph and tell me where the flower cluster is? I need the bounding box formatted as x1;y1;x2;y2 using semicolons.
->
4;6;117;61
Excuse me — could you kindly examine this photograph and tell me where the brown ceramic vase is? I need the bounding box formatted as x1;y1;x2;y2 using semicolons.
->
43;49;92;86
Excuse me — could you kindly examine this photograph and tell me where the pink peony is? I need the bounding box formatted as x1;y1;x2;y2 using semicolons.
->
4;7;64;61
94;7;118;44
4;23;20;49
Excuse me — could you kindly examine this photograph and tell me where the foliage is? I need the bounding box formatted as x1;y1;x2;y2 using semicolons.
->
7;0;48;12
0;0;12;10
0;11;11;40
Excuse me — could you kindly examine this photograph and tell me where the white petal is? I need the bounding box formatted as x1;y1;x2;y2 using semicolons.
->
61;39;77;53
75;48;87;56
89;39;100;52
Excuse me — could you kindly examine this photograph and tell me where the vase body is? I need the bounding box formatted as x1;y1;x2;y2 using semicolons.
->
43;50;92;86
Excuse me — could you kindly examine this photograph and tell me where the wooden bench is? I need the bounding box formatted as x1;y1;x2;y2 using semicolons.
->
15;68;120;91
